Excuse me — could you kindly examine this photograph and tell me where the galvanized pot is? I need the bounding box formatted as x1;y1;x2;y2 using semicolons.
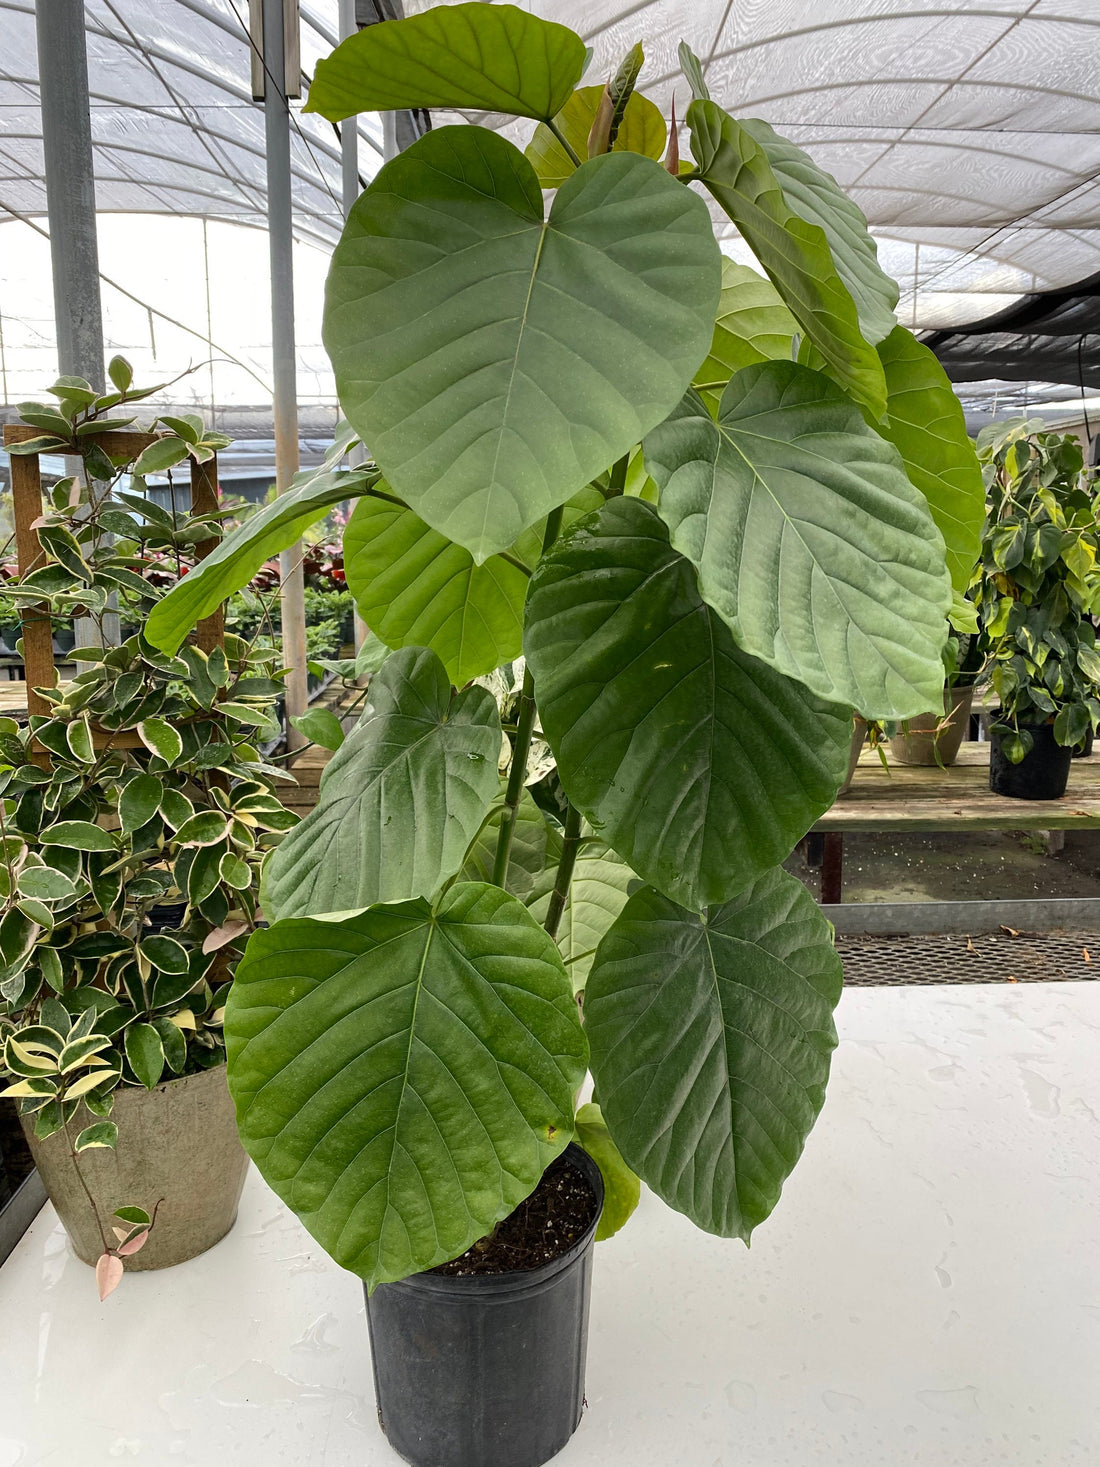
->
21;1063;248;1270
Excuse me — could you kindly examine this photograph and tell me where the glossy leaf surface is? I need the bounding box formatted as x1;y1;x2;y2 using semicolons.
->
645;364;950;718
262;648;500;920
585;869;841;1239
324;126;721;561
875;326;985;596
524;498;851;910
305;3;586;122
685;96;886;417
226;885;587;1288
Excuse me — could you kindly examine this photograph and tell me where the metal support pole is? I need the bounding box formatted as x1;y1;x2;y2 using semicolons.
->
35;0;104;390
262;0;308;751
338;0;370;658
34;0;118;650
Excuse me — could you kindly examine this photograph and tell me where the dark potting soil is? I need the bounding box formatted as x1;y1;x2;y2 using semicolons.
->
431;1156;597;1277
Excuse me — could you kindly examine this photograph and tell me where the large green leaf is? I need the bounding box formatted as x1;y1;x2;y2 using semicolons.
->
742;118;898;347
226;884;587;1288
305;3;584;122
324;126;721;562
685;96;886;418
693;257;797;410
144;465;379;652
261;648;500;920
526;85;667;187
644;364;950;718
344;496;529;687
523;497;851;910
875;325;985;596
585;868;842;1240
530;836;636;992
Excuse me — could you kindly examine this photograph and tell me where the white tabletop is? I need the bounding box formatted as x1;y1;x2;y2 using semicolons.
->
3;980;1098;1467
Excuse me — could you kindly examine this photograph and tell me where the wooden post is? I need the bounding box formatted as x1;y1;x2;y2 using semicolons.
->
3;425;225;731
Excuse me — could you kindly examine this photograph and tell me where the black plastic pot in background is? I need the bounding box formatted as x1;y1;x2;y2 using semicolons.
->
989;721;1072;799
365;1144;604;1467
1073;726;1095;759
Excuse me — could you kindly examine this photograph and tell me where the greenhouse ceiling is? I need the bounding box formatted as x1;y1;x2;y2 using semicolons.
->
0;0;1098;413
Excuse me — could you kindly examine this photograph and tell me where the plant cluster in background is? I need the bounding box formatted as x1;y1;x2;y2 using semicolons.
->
974;419;1100;761
0;365;298;1291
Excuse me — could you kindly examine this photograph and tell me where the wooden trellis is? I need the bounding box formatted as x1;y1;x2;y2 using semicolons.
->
2;425;224;741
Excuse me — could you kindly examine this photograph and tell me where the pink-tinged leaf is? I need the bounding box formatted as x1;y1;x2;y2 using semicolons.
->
664;95;679;175
202;919;248;954
29;515;48;530
117;1229;149;1257
111;1226;129;1244
96;1253;124;1300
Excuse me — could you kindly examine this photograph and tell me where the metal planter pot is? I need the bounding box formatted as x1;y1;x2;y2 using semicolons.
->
21;1063;248;1270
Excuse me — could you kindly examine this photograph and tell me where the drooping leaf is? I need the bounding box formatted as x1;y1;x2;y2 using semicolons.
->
741;118;898;347
526;85;667;187
644;365;950;718
684;93;886;417
585;868;842;1239
262;648;501;920
324;126;721;562
344;496;530;687
75;1121;118;1152
875;325;985;595
145;465;379;652
529;837;635;992
573;1102;640;1241
225;885;587;1289
305;3;586;123
523;497;851;910
137;718;183;764
118;773;162;834
693;257;798;410
291;707;346;752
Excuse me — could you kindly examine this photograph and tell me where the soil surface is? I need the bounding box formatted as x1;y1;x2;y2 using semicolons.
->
432;1156;597;1277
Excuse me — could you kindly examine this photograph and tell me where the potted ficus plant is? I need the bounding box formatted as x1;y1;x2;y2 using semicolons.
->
0;369;297;1296
974;419;1100;799
147;7;981;1464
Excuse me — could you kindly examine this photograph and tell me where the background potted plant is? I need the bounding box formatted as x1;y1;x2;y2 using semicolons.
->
974;419;1100;799
887;611;985;767
0;370;297;1294
147;7;981;1463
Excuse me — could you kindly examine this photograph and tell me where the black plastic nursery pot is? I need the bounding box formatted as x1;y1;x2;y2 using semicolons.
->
364;1144;604;1467
989;721;1072;800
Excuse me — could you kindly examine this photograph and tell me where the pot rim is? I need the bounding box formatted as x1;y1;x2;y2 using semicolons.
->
374;1143;605;1301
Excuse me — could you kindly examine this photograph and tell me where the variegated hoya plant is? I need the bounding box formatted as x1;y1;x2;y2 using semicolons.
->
148;5;985;1289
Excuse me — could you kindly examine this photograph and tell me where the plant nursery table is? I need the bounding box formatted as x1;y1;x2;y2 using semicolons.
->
813;743;1100;902
1;980;1097;1466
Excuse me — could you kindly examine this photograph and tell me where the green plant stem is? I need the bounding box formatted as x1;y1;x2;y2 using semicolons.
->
608;453;629;497
491;665;537;888
544;802;582;940
491;506;564;887
547;118;583;168
61;1111;111;1255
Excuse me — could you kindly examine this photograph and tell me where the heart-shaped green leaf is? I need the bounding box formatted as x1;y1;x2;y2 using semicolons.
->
145;465;379;652
692;258;797;410
741;118;898;347
644;364;950;718
585;868;841;1240
523;497;851;910
685;95;886;417
344;496;530;687
225;885;587;1288
324;126;721;561
304;3;586;123
262;648;501;921
526;85;667;187
875;325;985;596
